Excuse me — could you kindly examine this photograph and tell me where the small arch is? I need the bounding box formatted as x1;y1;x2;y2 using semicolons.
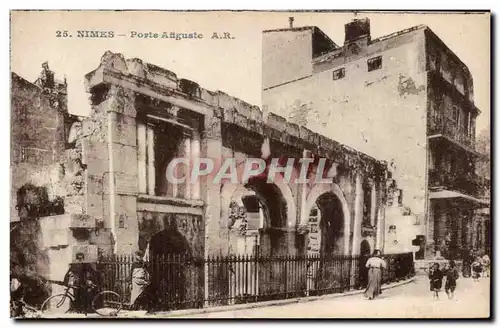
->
304;183;351;253
360;239;371;256
147;221;192;311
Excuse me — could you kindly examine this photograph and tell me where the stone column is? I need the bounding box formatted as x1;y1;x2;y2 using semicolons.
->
146;125;155;196
375;180;386;251
137;123;147;194
102;85;139;254
191;126;201;200
202;110;224;306
296;149;311;257
183;135;192;199
370;180;377;227
202;110;225;256
351;170;364;255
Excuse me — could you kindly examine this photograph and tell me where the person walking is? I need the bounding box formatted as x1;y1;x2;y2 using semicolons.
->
364;249;386;300
481;254;490;278
462;247;472;278
428;262;443;300
444;260;459;300
471;257;483;282
130;251;150;310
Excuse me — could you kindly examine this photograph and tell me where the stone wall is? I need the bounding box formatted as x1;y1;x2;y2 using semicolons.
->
137;211;204;258
11;72;68;221
81;51;390;261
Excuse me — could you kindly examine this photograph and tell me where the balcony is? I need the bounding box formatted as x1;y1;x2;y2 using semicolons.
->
428;168;481;197
428;116;475;152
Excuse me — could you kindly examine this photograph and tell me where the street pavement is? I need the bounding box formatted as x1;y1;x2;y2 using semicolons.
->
37;275;490;319
173;275;490;319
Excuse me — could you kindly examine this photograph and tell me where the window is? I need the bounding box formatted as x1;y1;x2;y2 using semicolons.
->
367;56;382;72
451;105;460;122
397;189;403;207
467;112;472;137
428;51;440;71
137;115;200;199
362;180;372;226
20;147;27;161
332;68;345;80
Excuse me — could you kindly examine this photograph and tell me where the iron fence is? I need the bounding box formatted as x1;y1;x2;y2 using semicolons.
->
98;252;414;312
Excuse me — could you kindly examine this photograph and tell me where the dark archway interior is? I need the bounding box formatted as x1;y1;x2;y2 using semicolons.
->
241;177;290;257
147;221;193;311
245;177;287;228
149;222;191;258
317;192;344;256
358;240;371;289
360;240;371;256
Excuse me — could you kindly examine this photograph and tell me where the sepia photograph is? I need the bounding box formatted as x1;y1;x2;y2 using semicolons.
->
9;10;491;319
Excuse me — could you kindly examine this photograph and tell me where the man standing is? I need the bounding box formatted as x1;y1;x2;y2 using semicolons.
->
63;252;101;314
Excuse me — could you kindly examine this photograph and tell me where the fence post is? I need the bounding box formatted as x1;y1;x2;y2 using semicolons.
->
204;255;209;308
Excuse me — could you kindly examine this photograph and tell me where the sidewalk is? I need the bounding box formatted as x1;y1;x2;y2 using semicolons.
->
38;275;489;319
119;276;417;319
174;275;490;319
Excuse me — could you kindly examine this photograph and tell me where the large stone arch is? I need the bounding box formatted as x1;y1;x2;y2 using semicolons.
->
220;176;297;230
303;183;351;253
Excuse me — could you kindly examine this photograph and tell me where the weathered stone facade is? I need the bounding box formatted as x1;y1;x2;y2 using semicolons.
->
11;51;404;301
71;50;393;262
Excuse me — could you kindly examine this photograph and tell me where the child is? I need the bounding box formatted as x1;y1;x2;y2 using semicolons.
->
444;260;459;300
429;263;444;300
482;255;490;278
472;257;483;282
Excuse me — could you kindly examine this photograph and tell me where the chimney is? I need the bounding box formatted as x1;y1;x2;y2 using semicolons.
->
344;18;371;44
289;17;294;29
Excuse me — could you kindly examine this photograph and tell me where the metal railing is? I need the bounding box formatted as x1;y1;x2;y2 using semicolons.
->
428;116;475;149
98;252;414;312
428;168;481;196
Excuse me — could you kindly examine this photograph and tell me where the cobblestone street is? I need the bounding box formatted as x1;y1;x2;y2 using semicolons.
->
173;275;490;319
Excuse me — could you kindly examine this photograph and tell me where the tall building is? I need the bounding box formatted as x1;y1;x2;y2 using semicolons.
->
262;18;489;260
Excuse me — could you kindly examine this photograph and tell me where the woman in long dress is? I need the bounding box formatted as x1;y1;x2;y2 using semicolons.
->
364;249;387;300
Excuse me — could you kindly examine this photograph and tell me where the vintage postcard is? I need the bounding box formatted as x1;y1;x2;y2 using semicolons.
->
9;10;491;319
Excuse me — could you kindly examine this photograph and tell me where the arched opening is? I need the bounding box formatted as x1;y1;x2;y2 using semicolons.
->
223;177;294;302
227;186;263;256
316;192;345;256
303;183;351;254
147;221;192;311
225;177;291;257
307;191;347;295
360;240;371;256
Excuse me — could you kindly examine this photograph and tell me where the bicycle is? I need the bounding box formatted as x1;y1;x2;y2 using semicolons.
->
40;281;123;317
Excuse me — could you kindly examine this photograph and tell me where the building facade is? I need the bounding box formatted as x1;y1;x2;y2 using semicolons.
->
12;52;402;293
261;18;490;260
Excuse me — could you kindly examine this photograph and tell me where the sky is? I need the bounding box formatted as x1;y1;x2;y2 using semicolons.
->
10;11;490;133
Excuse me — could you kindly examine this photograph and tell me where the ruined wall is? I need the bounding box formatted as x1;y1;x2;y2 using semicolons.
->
137;211;204;258
263;29;428;219
11;73;67;221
